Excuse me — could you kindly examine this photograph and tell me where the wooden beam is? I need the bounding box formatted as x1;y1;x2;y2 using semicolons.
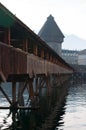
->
18;105;40;110
0;106;40;110
0;106;10;109
18;77;29;96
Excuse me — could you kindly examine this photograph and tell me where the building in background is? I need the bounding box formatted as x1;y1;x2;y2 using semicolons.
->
62;49;78;65
38;15;64;56
38;15;86;67
78;49;86;65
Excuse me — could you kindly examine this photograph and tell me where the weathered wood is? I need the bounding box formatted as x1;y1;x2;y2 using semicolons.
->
0;42;27;79
41;49;44;58
0;106;39;110
0;106;10;109
28;78;34;100
0;71;6;82
4;28;10;45
23;39;28;52
33;45;38;56
12;81;16;103
46;75;51;96
18;105;40;110
7;74;29;82
18;79;28;105
0;42;72;80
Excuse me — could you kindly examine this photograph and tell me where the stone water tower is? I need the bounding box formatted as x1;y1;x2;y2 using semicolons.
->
38;15;64;56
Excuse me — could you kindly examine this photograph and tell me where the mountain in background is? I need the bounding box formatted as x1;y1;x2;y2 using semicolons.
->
62;34;86;50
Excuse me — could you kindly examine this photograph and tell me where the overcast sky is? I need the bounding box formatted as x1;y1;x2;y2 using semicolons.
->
0;0;86;49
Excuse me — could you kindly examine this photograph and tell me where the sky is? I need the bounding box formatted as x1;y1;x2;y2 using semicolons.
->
0;0;86;50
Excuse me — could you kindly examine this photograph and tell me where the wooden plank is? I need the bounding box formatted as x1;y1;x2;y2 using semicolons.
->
7;74;29;82
0;106;10;109
0;106;40;110
18;106;40;110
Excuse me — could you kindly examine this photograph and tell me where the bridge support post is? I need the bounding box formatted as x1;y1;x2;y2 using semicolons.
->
12;81;16;104
4;27;10;45
46;75;51;96
28;78;34;100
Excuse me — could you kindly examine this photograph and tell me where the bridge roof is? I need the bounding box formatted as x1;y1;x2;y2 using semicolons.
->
0;3;72;70
0;3;55;53
38;15;64;43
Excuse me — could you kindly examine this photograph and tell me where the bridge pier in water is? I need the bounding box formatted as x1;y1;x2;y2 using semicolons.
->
0;72;71;129
0;73;71;111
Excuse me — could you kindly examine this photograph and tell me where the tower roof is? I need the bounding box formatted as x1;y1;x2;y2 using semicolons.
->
38;15;64;43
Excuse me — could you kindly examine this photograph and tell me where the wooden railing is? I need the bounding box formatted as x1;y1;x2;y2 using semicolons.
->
0;42;73;80
0;42;27;79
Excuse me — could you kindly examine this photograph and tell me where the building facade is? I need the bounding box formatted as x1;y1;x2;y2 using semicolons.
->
62;49;78;65
78;49;86;65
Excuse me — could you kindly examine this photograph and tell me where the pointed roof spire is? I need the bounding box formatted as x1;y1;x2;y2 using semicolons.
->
38;15;64;43
47;14;54;20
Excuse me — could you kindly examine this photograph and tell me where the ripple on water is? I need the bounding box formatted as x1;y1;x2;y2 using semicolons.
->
55;83;86;130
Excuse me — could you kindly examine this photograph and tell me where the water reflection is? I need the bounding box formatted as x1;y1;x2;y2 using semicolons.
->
55;80;86;130
1;76;86;130
0;80;70;130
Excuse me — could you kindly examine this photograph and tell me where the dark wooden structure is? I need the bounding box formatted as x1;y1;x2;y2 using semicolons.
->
0;3;73;110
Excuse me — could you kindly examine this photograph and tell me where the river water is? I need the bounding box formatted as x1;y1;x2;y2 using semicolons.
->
0;79;86;130
55;82;86;130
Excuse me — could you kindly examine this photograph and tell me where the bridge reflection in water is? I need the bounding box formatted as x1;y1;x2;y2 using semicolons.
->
0;79;70;130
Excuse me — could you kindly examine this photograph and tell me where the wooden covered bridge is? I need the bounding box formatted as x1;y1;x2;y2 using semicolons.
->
0;3;73;110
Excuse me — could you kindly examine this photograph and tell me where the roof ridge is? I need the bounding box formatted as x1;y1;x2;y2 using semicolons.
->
38;15;64;43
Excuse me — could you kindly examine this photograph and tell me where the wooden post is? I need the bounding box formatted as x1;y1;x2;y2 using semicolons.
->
41;49;44;58
35;46;38;56
12;81;16;104
23;39;28;52
46;52;49;60
28;78;34;100
33;45;38;56
35;77;38;95
50;55;52;62
46;75;51;96
4;27;10;45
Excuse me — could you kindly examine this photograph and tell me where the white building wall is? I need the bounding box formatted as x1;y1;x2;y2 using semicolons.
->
62;50;78;65
78;54;86;65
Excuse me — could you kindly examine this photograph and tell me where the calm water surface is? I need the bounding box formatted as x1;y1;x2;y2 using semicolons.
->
55;83;86;130
0;82;86;130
